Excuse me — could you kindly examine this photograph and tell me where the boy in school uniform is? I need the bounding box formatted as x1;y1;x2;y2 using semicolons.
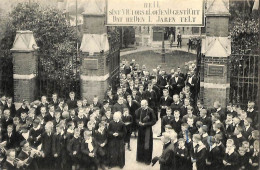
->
67;128;82;170
223;139;239;170
41;121;54;170
171;110;182;134
52;125;65;170
249;140;259;170
175;138;190;170
81;130;98;170
93;122;107;169
206;134;225;170
237;146;250;170
122;107;133;151
161;107;174;134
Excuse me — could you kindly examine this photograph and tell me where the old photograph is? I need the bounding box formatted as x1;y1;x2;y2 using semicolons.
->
0;0;259;170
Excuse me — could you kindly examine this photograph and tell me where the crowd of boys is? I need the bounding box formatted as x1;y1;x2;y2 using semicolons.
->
0;59;258;170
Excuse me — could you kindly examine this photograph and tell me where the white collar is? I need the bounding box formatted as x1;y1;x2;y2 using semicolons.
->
210;143;217;151
85;137;92;143
247;108;254;112
237;133;243;138
98;129;104;134
172;139;178;144
33;125;41;131
202;133;208;138
6;159;15;166
67;129;74;134
245;125;250;131
226;147;235;155
217;108;221;112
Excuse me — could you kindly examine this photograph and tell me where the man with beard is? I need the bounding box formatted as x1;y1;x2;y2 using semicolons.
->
136;100;156;164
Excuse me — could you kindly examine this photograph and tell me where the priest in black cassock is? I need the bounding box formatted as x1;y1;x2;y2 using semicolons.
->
136;100;156;164
107;111;126;169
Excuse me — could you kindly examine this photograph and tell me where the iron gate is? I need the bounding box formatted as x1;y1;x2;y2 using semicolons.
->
230;54;259;108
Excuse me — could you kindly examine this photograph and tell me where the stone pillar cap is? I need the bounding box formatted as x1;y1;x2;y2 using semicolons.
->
82;0;105;15
206;0;230;16
201;37;231;57
80;33;109;55
11;30;39;52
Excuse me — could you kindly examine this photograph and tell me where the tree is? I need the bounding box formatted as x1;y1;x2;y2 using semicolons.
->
229;0;259;55
0;2;80;98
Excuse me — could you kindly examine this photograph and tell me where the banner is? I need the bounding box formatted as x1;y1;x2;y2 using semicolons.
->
106;0;205;26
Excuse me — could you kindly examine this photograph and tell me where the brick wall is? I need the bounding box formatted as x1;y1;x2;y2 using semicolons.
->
12;51;37;103
80;79;108;101
203;56;229;84
80;52;109;77
200;56;230;108
203;88;228;108
13;52;37;75
82;15;106;34
13;77;37;102
206;17;229;37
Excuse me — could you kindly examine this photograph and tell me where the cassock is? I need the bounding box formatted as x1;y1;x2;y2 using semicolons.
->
107;120;126;168
135;107;156;164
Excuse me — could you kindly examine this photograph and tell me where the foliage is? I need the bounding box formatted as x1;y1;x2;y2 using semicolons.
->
229;0;259;55
0;2;80;98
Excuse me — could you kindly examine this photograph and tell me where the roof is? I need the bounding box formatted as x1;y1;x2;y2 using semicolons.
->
201;36;231;57
80;33;109;55
82;0;105;15
11;30;38;52
206;0;230;16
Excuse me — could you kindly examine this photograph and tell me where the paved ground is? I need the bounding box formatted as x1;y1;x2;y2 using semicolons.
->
107;118;164;170
121;46;197;73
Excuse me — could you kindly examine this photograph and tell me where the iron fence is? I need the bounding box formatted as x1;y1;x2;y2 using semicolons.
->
230;54;259;108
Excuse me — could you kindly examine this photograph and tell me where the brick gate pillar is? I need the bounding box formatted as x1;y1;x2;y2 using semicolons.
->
80;0;109;101
200;0;231;107
10;30;38;103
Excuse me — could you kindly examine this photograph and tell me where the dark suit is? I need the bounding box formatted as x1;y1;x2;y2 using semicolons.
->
3;103;17;118
126;100;140;132
17;150;38;170
159;96;173;118
190;144;207;170
66;99;77;110
41;132;54;169
161;115;174;133
3;131;19;149
2;160;18;170
186;75;198;99
169;76;184;96
157;75;168;94
170;102;182;113
158;142;175;170
80;138;98;169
